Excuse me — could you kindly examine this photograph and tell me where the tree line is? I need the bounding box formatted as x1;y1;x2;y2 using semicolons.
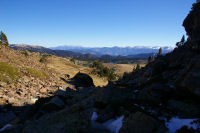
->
0;31;9;46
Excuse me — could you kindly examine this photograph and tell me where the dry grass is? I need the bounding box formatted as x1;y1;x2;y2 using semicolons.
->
45;56;108;87
103;63;146;76
0;62;20;82
25;67;48;78
0;45;107;87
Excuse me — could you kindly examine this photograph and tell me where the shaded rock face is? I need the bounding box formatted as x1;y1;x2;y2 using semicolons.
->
175;55;200;96
22;109;92;133
120;112;166;133
183;2;200;49
72;72;95;87
41;96;65;112
0;111;16;127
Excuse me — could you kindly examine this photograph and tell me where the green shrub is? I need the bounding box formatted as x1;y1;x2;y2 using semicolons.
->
91;61;118;80
0;62;19;80
122;72;132;80
40;55;48;63
136;64;141;70
132;64;141;73
21;51;29;57
26;67;48;78
70;58;76;64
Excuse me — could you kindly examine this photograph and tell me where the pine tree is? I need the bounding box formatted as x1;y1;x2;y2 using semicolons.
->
175;35;186;48
136;64;141;70
0;32;2;44
0;31;9;46
180;35;185;43
176;42;180;47
148;56;151;64
157;47;162;56
148;55;155;64
152;55;155;61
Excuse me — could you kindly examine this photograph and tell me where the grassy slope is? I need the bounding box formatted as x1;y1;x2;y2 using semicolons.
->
45;56;108;87
103;63;146;76
0;45;52;83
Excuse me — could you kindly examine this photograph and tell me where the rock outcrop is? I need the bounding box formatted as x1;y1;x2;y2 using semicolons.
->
72;72;95;88
183;2;200;49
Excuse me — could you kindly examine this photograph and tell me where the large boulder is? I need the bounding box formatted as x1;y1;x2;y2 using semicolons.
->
120;112;166;133
0;111;16;128
21;103;92;133
175;55;200;96
41;96;65;112
72;72;94;87
167;100;200;118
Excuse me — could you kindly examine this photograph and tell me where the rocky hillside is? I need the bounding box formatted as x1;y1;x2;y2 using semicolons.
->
1;2;200;133
0;44;68;106
0;45;107;106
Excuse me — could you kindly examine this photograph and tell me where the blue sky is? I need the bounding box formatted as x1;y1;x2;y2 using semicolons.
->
0;0;195;47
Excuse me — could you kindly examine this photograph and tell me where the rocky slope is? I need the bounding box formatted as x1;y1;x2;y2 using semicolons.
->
1;2;200;133
0;44;107;106
0;45;68;106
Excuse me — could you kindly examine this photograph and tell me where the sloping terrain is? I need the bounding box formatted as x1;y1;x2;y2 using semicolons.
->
1;2;200;133
0;45;67;106
0;45;107;106
45;55;108;86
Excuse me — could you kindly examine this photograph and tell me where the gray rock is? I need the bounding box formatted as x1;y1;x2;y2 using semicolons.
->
120;112;166;133
0;111;16;127
167;100;200;118
72;72;94;87
0;82;7;87
42;96;65;111
175;56;200;96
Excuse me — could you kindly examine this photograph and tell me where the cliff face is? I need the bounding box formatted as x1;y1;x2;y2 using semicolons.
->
119;3;200;98
183;2;200;49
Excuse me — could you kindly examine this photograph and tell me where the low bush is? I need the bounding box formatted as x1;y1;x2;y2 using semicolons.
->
21;51;29;57
0;62;19;81
40;55;48;63
91;61;118;80
26;67;48;78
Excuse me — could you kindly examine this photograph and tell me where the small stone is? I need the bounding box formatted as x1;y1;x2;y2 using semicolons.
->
0;82;7;87
40;88;47;94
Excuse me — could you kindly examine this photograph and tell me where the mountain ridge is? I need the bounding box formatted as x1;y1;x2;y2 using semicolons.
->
50;45;174;56
10;44;165;59
10;44;173;58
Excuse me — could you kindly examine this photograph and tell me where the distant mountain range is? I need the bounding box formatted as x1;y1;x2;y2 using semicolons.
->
10;44;97;60
10;44;174;60
50;45;174;56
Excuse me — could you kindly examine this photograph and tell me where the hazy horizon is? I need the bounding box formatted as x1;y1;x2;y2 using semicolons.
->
12;43;175;49
1;0;195;47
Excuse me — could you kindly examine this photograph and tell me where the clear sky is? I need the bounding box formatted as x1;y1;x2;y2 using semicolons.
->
0;0;196;47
